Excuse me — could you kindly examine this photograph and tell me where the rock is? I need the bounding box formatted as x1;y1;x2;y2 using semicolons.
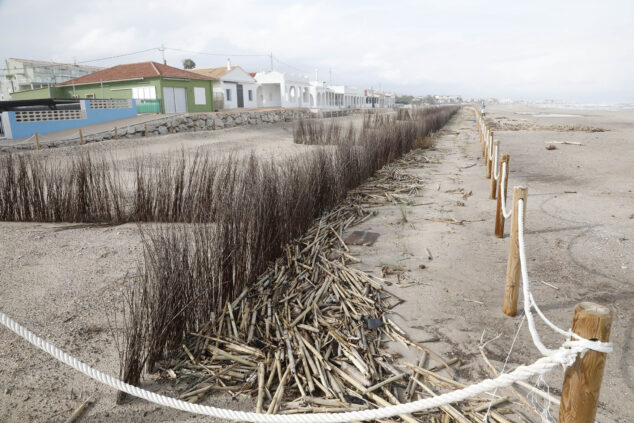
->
158;125;168;135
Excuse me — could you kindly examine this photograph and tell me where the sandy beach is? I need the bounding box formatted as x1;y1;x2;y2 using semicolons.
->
0;105;632;422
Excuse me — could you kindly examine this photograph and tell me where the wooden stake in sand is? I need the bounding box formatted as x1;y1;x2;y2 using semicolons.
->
144;123;148;137
559;302;613;423
495;154;510;238
170;122;174;134
79;129;84;145
504;186;527;316
34;132;40;150
490;140;499;199
486;132;494;179
114;126;118;140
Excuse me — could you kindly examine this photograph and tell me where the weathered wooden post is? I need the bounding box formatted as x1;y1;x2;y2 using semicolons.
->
34;132;40;150
79;129;84;145
114;126;118;140
144;123;148;137
559;302;613;423
486;132;494;179
170;122;174;134
490;140;499;199
494;155;510;238
504;186;527;316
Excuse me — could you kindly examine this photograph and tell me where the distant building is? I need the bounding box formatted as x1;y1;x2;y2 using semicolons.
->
0;58;102;101
192;61;258;110
254;70;312;108
433;95;463;104
10;61;216;114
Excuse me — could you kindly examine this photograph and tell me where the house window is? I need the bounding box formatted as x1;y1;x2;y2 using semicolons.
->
248;89;253;101
226;89;232;102
85;93;95;99
132;86;157;100
194;87;206;105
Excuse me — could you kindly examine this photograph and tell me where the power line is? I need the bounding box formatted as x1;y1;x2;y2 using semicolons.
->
164;47;269;57
75;47;161;64
273;57;310;75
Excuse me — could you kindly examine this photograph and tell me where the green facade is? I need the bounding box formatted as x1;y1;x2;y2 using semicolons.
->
9;77;214;114
158;78;214;114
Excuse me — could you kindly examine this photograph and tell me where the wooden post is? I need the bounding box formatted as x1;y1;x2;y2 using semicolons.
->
170;122;174;134
559;302;613;423
482;125;487;159
79;129;84;145
486;132;494;179
504;186;527;316
494;155;510;238
144;123;148;137
34;132;40;150
114;126;118;140
489;140;499;199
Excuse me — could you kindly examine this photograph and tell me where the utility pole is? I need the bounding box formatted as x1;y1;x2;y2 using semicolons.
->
160;44;166;64
270;53;273;71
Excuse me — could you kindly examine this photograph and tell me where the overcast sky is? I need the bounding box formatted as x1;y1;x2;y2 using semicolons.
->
1;0;633;102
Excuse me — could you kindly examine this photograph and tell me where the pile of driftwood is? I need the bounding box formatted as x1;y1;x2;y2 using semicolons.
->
162;150;518;423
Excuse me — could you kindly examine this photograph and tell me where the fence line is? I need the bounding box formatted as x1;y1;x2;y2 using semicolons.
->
0;108;613;422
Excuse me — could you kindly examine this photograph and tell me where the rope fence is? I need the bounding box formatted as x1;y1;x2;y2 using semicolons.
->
0;108;614;422
475;108;614;422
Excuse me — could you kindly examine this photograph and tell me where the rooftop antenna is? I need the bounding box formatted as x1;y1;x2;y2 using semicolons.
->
160;44;166;64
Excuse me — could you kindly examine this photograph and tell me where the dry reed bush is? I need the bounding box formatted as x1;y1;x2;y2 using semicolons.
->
120;106;458;387
0;153;125;222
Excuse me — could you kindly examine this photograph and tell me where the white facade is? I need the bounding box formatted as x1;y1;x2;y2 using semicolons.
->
253;70;395;111
214;68;258;110
254;71;313;108
192;65;258;110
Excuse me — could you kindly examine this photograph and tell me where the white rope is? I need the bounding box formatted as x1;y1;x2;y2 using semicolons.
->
0;143;613;421
492;144;500;181
517;200;613;357
0;308;607;423
500;163;513;219
488;134;494;161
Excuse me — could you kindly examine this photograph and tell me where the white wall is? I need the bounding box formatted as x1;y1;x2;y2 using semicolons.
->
213;81;259;109
257;84;282;108
213;67;259;110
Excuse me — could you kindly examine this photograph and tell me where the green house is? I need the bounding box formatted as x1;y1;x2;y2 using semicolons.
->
11;61;216;114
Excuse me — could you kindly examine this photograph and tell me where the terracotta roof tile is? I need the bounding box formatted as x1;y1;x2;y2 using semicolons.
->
57;61;215;86
190;66;237;80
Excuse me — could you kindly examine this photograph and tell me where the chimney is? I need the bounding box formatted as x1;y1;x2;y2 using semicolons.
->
227;58;231;70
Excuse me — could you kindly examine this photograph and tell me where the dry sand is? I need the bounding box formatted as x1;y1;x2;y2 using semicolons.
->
0;106;632;422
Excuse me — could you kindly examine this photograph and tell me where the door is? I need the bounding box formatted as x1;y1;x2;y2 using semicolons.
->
236;84;244;108
163;87;188;113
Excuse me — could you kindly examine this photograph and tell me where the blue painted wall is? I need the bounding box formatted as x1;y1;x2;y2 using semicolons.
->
6;100;138;139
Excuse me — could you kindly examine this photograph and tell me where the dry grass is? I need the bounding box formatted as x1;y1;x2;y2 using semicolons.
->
119;106;458;387
0;106;459;389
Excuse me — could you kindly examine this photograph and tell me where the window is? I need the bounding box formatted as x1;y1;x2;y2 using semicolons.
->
132;86;157;100
226;88;232;101
248;89;253;101
85;93;95;99
194;87;206;105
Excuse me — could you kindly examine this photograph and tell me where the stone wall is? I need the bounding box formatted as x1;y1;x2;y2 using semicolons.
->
2;108;316;151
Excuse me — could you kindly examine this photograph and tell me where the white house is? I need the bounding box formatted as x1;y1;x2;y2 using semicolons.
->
192;62;258;110
309;81;334;108
254;71;313;108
